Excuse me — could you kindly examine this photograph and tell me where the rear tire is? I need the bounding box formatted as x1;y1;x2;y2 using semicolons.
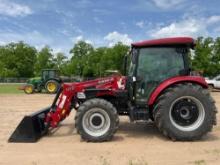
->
45;80;59;94
153;83;217;141
75;98;119;142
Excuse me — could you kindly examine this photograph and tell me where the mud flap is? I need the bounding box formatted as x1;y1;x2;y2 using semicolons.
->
8;107;50;143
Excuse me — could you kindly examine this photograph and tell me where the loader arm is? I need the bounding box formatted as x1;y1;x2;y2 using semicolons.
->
9;75;125;142
45;75;125;128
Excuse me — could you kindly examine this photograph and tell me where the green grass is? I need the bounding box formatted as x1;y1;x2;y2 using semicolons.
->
0;83;24;94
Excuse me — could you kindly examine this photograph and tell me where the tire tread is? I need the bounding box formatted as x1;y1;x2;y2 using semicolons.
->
153;83;217;141
75;98;119;142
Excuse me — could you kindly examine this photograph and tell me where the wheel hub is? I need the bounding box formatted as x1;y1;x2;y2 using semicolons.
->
82;108;111;137
179;107;190;119
47;82;56;92
169;96;205;132
89;113;104;129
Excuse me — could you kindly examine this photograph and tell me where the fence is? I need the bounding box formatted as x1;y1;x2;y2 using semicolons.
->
0;77;29;83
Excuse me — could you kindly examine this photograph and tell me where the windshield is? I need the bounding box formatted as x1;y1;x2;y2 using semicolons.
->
128;47;186;77
137;47;185;81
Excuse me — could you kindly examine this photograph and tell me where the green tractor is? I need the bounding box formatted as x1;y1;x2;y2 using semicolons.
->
20;69;62;94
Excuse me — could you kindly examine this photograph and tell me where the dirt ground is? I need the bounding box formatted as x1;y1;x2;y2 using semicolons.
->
0;93;220;165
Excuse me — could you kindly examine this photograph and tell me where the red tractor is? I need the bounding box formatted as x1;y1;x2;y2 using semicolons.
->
9;37;217;142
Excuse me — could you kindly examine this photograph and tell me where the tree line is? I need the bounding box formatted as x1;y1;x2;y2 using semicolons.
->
0;37;219;78
0;41;129;78
192;37;220;77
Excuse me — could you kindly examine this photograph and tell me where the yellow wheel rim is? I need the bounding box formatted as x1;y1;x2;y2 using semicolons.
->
25;86;33;94
47;82;56;93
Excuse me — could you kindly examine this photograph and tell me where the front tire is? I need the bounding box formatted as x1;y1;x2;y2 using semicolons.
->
153;83;217;141
24;84;34;94
75;98;119;142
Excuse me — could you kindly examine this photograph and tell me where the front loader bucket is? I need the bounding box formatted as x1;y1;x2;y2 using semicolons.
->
8;107;50;143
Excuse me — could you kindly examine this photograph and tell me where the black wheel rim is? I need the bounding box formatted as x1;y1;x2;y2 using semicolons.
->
172;98;199;126
169;96;205;131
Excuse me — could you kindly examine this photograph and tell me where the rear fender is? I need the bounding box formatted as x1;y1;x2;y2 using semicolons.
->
148;76;208;106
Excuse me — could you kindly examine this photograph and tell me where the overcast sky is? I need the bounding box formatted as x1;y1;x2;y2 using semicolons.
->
0;0;220;55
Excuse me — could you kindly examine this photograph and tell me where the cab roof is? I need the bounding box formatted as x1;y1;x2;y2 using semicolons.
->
131;37;195;48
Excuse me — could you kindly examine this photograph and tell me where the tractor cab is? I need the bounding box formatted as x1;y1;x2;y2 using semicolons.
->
126;37;194;106
41;69;59;82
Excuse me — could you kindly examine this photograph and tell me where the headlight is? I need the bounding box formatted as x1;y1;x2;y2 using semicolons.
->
77;92;86;99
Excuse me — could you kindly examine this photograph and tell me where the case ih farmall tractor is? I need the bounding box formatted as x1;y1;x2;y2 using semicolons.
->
9;37;217;142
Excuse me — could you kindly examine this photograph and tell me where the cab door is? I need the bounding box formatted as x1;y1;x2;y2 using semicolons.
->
135;47;185;104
